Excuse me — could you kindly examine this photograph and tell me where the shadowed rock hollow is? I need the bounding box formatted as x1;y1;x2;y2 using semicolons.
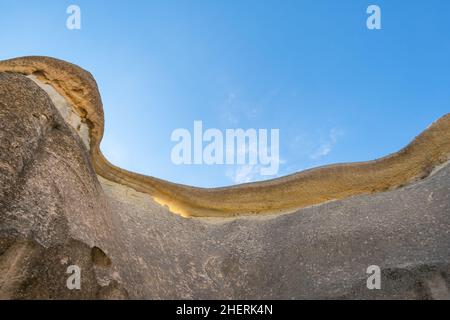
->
0;56;449;299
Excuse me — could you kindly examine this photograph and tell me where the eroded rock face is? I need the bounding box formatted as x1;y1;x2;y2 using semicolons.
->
99;166;450;299
0;64;449;300
0;73;127;299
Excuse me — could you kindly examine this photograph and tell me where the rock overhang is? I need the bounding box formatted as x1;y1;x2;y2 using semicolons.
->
1;59;450;299
0;55;449;219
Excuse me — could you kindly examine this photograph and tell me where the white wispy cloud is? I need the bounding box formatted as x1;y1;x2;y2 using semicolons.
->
309;128;344;160
226;164;262;184
219;92;264;125
226;157;286;184
220;92;240;124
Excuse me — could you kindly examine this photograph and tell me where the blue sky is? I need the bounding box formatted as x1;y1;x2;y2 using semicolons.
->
1;0;449;187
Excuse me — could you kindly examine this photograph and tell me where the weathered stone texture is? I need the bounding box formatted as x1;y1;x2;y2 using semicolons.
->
0;73;127;299
0;64;449;300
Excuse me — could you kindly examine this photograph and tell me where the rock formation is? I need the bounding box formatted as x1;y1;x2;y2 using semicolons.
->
0;56;449;299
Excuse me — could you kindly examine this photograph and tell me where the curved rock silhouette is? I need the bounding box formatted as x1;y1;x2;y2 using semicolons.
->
1;56;449;218
0;56;449;299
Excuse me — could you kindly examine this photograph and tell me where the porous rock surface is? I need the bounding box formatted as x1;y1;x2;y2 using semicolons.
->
0;57;449;299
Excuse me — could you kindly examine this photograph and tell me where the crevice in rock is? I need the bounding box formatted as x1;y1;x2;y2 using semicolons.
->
91;246;111;267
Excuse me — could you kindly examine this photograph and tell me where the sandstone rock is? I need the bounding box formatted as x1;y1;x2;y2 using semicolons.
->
0;57;449;299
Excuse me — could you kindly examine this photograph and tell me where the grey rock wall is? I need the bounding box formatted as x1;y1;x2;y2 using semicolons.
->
0;72;449;299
